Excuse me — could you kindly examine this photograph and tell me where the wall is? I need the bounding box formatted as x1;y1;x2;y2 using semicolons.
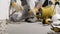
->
0;0;10;20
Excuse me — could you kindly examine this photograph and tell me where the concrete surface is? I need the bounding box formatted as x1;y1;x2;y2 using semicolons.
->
7;22;52;34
